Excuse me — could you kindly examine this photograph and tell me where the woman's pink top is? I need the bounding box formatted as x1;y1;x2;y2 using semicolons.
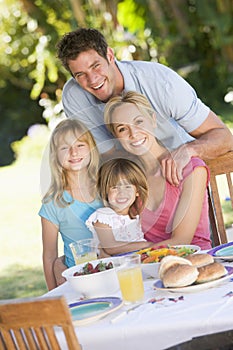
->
142;157;212;250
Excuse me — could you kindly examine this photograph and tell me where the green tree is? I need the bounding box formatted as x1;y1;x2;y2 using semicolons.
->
1;0;232;165
0;0;74;164
128;0;233;111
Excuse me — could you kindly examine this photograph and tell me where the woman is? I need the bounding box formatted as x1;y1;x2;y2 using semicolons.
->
104;91;212;249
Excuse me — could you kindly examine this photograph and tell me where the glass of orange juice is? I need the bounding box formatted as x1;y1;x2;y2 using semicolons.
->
115;254;144;304
69;239;98;265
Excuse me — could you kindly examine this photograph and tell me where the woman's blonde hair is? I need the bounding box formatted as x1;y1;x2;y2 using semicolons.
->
104;91;155;136
97;158;148;219
43;119;99;207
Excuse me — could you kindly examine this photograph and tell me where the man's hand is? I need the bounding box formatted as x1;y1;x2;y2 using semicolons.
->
159;145;192;186
159;110;233;186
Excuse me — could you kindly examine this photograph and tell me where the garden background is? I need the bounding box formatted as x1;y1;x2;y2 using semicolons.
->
1;0;233;299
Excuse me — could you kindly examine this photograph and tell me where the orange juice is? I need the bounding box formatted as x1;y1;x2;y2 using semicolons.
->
117;266;144;303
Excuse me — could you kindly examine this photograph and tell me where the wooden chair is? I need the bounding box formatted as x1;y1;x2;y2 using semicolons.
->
0;296;82;350
205;151;233;246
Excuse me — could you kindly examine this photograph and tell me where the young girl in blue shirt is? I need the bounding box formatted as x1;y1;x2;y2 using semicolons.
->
39;119;102;290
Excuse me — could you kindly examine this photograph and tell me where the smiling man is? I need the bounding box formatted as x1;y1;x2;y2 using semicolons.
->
57;28;233;186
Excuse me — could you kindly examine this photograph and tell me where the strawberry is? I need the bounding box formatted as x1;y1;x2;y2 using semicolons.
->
73;261;114;276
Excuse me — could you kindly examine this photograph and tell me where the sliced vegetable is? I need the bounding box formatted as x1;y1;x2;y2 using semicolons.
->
137;245;197;264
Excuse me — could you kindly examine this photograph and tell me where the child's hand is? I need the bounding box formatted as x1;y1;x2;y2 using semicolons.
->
53;255;67;287
98;245;111;258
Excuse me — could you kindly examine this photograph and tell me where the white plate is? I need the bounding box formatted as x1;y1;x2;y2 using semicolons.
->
208;242;233;261
69;297;123;326
153;266;233;293
172;245;201;254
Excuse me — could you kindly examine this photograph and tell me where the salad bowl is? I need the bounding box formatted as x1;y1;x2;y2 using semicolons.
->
138;245;200;279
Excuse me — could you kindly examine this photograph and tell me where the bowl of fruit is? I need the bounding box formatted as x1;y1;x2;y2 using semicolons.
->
138;245;200;279
62;257;119;298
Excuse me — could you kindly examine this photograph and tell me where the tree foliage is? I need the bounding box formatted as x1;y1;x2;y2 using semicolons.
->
119;0;233;109
0;0;233;165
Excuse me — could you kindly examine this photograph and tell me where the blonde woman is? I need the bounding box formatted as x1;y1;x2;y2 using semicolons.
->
86;158;154;255
104;91;212;250
39;119;102;290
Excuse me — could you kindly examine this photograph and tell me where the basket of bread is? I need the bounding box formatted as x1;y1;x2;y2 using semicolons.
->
157;253;228;289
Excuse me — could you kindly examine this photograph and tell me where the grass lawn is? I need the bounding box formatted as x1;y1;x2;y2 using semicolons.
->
0;159;48;298
0;127;52;299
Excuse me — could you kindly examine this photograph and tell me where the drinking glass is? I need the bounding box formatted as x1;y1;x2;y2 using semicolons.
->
69;238;98;265
114;254;144;304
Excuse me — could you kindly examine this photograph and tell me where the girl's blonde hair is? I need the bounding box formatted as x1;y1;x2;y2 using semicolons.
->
43;119;99;207
104;91;155;136
97;158;148;219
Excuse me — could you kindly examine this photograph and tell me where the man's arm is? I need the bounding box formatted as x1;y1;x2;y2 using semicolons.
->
160;110;233;186
189;110;233;157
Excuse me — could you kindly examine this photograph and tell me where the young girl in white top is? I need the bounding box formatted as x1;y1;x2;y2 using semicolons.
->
86;158;154;255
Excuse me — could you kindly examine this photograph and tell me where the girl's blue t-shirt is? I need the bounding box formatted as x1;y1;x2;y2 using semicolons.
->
39;191;103;267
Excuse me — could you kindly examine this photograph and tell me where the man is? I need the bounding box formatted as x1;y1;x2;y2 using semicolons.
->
57;27;233;186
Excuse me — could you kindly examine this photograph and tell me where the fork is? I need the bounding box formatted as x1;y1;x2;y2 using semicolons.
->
110;302;147;323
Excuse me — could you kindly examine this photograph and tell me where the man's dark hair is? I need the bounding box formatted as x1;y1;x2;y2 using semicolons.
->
56;28;108;73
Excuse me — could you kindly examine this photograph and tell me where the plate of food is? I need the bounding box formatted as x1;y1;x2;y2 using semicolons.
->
69;297;123;326
154;266;233;293
153;254;233;293
208;242;233;261
137;245;200;279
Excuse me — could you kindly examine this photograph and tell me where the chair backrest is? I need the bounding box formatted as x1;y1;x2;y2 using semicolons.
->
0;296;82;350
205;151;233;246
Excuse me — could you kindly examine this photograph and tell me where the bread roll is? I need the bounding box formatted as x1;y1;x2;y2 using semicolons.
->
159;255;192;280
195;262;227;284
185;253;214;267
162;264;199;288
